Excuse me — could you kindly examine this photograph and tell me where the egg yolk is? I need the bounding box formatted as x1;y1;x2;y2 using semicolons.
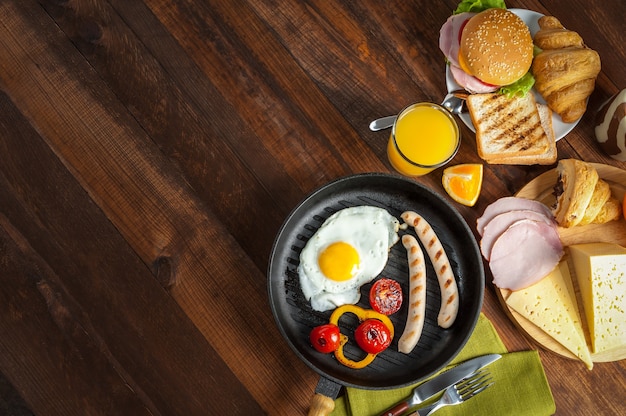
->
318;242;360;281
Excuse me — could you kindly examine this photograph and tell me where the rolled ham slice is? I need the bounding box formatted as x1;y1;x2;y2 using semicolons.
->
480;209;556;260
477;197;554;236
489;219;563;291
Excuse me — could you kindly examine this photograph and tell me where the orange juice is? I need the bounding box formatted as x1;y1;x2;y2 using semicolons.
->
387;103;460;176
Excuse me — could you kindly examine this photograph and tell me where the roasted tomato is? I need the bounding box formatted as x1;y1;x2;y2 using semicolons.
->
369;278;403;315
309;324;341;353
354;319;392;354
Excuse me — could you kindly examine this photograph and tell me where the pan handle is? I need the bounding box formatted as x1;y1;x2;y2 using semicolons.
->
308;377;342;416
308;393;335;416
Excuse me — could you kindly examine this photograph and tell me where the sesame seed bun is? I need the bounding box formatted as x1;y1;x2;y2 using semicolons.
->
459;8;533;86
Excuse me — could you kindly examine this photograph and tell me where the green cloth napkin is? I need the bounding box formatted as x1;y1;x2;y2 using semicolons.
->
330;313;555;416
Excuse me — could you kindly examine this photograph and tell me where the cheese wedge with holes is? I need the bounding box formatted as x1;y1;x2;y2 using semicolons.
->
506;259;593;369
569;243;626;354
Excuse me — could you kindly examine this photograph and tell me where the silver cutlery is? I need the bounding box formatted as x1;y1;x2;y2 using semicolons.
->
368;91;469;132
368;115;397;131
409;368;493;416
380;354;500;416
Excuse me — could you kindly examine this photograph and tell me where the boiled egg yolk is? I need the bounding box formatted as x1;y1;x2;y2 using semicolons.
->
318;242;360;281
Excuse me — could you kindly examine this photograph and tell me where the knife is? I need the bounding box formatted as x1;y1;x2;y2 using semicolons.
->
379;353;501;416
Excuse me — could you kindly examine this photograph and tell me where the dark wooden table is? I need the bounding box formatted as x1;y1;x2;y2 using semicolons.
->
1;0;624;414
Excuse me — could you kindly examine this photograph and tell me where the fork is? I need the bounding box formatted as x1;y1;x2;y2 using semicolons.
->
408;369;494;416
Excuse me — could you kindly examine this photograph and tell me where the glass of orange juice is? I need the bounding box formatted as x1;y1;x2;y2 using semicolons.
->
387;103;460;176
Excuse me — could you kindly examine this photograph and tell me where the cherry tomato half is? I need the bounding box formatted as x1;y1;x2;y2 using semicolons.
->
354;319;392;354
369;278;403;315
310;324;341;354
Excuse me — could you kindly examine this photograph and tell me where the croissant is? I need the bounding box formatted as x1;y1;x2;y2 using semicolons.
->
531;16;601;123
591;197;622;225
533;16;584;49
578;178;611;225
552;159;621;228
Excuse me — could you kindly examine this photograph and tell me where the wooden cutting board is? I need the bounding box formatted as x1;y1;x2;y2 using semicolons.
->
497;163;626;363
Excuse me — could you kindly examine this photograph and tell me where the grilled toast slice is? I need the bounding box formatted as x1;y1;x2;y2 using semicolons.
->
481;103;557;165
468;93;555;164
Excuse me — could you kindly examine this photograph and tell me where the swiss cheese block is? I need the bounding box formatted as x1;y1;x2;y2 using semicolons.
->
569;243;626;354
506;259;593;369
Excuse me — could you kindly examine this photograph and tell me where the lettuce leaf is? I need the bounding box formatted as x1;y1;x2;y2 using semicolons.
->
454;0;507;14
498;72;535;98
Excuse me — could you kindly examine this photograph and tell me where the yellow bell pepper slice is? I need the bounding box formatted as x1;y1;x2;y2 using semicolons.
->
329;304;394;369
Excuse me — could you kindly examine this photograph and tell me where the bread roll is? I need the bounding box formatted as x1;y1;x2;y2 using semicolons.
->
459;8;533;86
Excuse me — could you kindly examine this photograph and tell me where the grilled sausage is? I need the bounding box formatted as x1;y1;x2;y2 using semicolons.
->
398;235;427;354
401;211;458;328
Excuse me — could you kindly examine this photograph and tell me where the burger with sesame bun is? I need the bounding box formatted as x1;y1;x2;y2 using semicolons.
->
439;3;536;95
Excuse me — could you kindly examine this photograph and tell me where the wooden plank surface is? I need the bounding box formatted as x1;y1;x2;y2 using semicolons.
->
0;89;265;414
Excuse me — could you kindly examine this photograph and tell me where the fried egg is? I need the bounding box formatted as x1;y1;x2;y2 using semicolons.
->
298;206;400;312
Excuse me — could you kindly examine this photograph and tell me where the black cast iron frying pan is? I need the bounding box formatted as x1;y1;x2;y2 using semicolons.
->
267;173;484;414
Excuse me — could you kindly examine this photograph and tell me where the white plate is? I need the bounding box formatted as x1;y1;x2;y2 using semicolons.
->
445;8;580;141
